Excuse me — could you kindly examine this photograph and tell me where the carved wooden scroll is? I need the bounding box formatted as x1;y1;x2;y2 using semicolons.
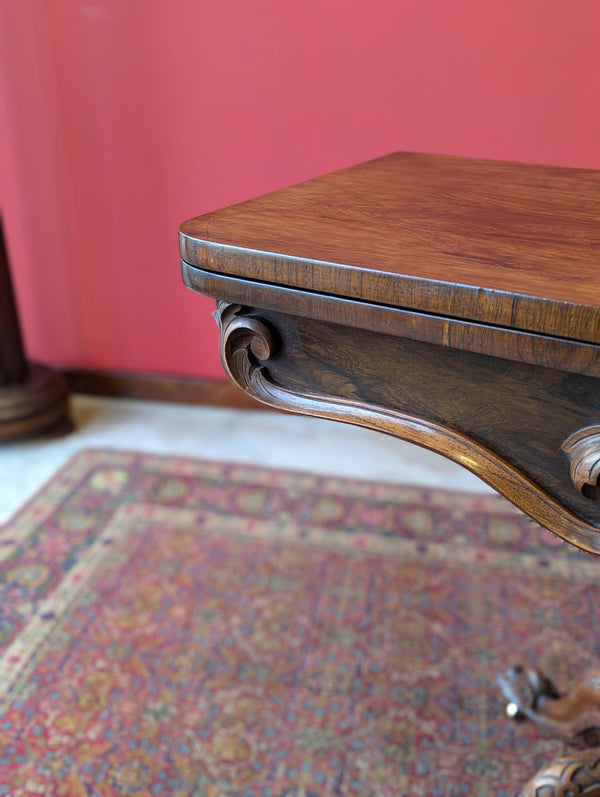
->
563;426;600;501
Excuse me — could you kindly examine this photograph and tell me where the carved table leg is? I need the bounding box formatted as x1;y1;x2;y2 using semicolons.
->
499;666;600;794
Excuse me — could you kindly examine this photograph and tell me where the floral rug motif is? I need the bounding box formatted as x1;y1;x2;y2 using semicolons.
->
0;449;598;796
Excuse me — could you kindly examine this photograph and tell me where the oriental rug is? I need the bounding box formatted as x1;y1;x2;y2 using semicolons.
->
1;449;598;796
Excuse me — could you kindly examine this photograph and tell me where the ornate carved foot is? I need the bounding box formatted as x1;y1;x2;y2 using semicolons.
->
499;667;600;795
518;748;600;796
498;665;600;739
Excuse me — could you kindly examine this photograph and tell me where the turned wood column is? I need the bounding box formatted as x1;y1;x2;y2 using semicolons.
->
0;219;72;441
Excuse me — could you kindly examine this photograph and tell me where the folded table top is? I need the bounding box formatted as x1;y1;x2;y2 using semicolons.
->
179;151;600;346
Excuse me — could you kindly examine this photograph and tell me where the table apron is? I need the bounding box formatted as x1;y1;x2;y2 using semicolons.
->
211;300;600;553
182;263;600;379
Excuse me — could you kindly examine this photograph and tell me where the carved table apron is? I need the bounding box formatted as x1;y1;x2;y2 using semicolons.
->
180;152;600;795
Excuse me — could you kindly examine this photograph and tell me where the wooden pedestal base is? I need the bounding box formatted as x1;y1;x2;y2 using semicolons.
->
0;363;73;442
499;665;600;794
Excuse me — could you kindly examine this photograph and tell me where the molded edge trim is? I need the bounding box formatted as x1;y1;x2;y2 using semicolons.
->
183;262;600;379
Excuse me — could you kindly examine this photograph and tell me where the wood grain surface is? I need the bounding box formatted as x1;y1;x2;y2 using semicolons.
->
180;151;600;344
183;265;600;378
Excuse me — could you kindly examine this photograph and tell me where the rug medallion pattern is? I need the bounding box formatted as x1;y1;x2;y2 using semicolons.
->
0;450;598;795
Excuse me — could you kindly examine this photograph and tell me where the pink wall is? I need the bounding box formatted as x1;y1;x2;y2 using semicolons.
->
2;0;600;380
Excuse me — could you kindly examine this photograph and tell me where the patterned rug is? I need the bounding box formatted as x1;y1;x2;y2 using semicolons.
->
1;449;599;796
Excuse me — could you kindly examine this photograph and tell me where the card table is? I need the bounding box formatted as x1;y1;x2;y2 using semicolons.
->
180;152;600;794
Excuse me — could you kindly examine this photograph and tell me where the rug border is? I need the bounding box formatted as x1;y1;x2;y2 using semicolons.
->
2;446;517;533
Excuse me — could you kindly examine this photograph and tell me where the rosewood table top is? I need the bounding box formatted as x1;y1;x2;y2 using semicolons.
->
181;152;600;346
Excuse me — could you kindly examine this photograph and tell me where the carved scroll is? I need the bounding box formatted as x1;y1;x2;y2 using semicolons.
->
519;749;600;796
215;303;600;553
562;427;600;501
216;302;278;390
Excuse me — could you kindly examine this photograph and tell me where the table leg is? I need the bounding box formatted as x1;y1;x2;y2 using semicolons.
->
499;665;600;793
518;749;600;796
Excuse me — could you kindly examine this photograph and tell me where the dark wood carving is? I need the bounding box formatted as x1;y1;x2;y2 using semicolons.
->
563;427;600;501
500;666;600;795
499;665;600;739
217;302;278;388
519;750;600;797
0;219;72;441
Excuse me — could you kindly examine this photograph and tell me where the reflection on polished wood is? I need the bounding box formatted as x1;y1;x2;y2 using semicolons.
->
180;151;600;792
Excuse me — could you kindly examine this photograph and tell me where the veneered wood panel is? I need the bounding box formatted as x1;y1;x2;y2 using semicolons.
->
180;152;600;344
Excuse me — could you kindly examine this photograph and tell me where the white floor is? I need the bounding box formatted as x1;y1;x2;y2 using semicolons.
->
0;394;493;524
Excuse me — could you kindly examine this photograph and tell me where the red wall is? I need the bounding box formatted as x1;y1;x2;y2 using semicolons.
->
2;0;600;380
